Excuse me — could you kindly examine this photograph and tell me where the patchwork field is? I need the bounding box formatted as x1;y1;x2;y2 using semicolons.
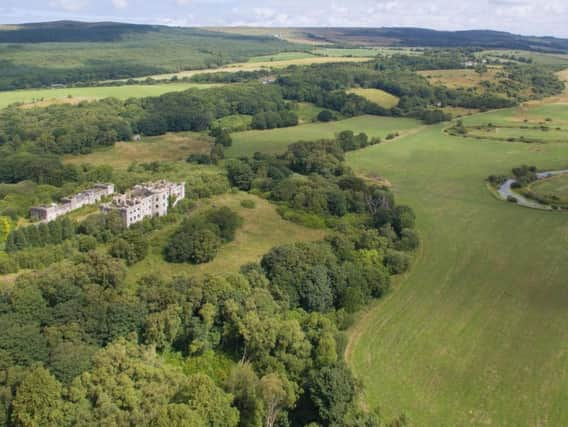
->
312;47;422;57
125;192;326;285
122;56;371;82
0;82;221;109
247;51;315;62
226;115;422;157
347;88;400;108
346;123;568;425
418;68;501;89
63;132;211;169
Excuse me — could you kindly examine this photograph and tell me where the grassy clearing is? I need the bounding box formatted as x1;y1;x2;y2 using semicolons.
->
125;192;326;285
347;88;399;108
528;174;568;204
63;132;211;170
417;68;501;89
346;118;568;425
120;56;371;82
247;52;315;62
312;47;422;57
478;50;568;67
0;83;222;110
226;115;422;157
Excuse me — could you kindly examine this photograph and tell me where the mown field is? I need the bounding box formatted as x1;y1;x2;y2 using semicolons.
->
0;83;222;109
125;192;326;285
63;132;212;169
122;56;371;82
417;68;501;89
528;174;568;203
226;115;422;157
345;114;568;425
347;88;400;108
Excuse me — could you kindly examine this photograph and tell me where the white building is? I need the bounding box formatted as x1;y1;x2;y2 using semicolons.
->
101;180;185;227
30;183;115;222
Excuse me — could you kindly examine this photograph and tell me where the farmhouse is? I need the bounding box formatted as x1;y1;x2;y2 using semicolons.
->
101;180;185;228
30;183;115;222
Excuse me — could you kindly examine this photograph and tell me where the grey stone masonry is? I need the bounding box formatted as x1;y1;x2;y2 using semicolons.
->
101;180;185;227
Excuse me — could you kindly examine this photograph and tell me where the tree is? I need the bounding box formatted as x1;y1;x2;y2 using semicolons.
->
225;363;263;427
307;363;356;425
317;110;334;122
164;222;221;264
175;373;239;427
215;131;233;147
206;207;243;242
11;366;66;426
0;217;11;244
258;374;297;427
226;160;256;191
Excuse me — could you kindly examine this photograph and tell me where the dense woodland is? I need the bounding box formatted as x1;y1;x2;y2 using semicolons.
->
0;131;416;426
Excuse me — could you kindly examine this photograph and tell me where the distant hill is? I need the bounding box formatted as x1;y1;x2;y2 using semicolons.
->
296;27;568;53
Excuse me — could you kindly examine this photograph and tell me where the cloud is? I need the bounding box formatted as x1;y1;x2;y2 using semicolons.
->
176;0;192;5
49;0;89;12
112;0;128;9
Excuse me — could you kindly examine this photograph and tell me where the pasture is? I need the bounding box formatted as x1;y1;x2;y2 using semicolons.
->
417;68;501;89
63;132;211;169
347;88;400;108
125;192;326;285
120;56;371;82
226;115;422;157
0;82;221;109
527;174;568;205
346;123;568;425
247;51;315;62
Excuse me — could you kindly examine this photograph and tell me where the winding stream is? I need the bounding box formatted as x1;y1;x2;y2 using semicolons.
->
497;169;568;210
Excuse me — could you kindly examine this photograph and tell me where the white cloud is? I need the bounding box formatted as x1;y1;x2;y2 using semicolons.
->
176;0;192;5
112;0;128;9
49;0;89;12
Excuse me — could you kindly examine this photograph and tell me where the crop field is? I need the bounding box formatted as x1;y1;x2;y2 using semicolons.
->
417;68;501;89
0;82;221;109
345;118;568;425
122;56;371;82
478;50;568;67
465;125;568;143
226;115;422;157
63;132;211;169
528;174;568;204
312;47;422;57
247;51;315;62
347;88;400;108
125;192;326;285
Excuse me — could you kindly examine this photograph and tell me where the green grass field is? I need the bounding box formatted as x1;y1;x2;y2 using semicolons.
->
345;122;568;425
63;132;212;169
528;174;568;204
125;192;325;285
0;83;221;109
247;51;315;62
226;115;422;157
347;88;400;108
312;47;422;57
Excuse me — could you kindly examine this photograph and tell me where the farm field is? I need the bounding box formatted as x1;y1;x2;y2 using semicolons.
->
345;120;568;425
347;88;400;108
63;132;211;169
312;47;422;57
247;51;315;62
226;115;422;157
417;68;501;89
465;125;568;143
478;49;568;67
0;82;222;109
528;174;568;204
120;56;371;82
125;192;326;285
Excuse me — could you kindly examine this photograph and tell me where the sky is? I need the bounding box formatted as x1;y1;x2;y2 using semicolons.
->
1;0;568;38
